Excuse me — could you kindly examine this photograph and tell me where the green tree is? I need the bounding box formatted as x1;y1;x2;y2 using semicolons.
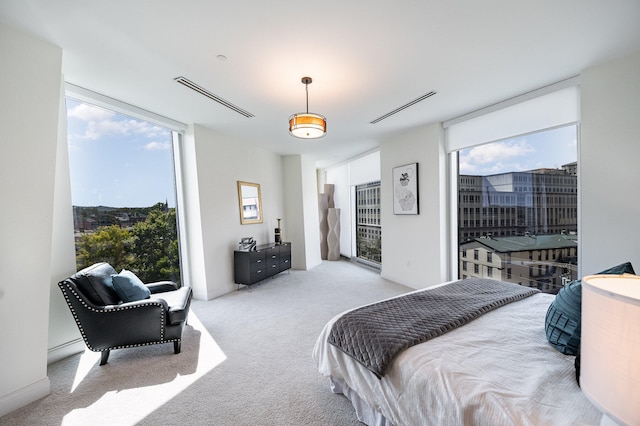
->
130;204;180;284
76;225;134;271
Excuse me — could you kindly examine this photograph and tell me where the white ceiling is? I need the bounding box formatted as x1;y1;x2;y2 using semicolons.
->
2;1;640;167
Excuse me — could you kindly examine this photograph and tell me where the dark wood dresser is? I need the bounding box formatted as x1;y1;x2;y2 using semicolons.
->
234;242;291;285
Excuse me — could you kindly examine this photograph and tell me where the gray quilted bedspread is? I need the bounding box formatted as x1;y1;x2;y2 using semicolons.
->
327;278;539;378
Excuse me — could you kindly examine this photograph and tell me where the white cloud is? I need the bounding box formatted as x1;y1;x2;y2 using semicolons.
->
70;107;169;141
459;139;535;174
67;103;114;121
465;139;534;164
84;119;128;140
144;141;172;151
125;119;163;137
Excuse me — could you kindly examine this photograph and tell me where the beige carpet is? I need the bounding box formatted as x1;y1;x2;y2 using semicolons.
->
1;260;410;426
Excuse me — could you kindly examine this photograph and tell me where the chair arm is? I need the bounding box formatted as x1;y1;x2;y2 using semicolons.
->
77;299;171;351
146;281;179;293
105;298;169;312
149;286;192;325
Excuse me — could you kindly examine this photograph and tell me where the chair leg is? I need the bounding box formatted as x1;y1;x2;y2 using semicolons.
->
174;340;181;354
100;350;110;366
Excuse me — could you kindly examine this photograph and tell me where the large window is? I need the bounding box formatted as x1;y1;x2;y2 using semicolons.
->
355;181;381;264
456;125;578;293
65;97;182;284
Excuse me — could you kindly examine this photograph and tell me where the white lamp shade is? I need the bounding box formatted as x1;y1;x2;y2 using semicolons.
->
581;274;640;425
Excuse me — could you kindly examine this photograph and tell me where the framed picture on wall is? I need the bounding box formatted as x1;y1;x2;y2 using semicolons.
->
393;163;419;215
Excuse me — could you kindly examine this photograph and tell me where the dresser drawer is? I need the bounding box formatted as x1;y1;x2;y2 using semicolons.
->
249;250;266;272
249;267;266;283
280;256;290;271
279;243;291;271
265;246;279;276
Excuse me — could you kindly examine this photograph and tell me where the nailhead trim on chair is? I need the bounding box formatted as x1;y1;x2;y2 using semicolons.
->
60;281;180;353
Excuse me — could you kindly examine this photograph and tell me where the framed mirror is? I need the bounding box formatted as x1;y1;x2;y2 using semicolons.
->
237;181;263;224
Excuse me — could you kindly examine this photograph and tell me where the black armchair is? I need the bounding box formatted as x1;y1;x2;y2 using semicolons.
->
58;262;192;365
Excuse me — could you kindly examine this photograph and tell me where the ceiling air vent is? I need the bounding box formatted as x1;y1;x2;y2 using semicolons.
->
174;76;254;118
370;91;436;124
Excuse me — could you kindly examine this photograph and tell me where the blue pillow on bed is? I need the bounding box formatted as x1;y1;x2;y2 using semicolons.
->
545;261;635;355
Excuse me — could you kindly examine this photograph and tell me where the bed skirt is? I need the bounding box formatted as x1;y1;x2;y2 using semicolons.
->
329;377;392;426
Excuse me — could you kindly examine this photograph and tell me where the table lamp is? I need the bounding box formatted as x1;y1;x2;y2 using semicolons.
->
581;274;640;425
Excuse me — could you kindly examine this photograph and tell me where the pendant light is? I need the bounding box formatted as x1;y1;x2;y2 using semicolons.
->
289;77;326;139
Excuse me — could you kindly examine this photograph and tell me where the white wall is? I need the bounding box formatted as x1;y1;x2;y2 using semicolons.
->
178;126;208;300
580;51;640;273
47;78;83;363
186;124;286;300
380;123;448;289
0;23;62;415
283;155;322;270
301;155;323;269
325;164;350;257
350;152;381;185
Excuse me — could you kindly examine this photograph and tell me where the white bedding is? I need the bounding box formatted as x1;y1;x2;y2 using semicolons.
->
313;290;601;426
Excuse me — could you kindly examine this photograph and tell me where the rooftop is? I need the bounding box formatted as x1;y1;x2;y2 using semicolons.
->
463;233;577;252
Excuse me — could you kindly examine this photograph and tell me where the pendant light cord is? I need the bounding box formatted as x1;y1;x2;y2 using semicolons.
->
305;82;309;113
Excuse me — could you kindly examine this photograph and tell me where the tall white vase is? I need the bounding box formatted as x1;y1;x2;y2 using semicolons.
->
327;207;340;261
324;183;335;208
318;194;329;260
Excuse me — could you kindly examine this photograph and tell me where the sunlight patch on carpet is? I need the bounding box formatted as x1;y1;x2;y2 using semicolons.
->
63;311;226;425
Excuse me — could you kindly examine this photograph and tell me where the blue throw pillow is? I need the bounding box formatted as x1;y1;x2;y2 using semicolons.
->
545;261;635;355
111;270;151;302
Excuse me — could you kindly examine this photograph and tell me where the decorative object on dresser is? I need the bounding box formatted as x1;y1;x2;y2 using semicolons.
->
238;237;256;251
234;242;291;286
275;218;282;244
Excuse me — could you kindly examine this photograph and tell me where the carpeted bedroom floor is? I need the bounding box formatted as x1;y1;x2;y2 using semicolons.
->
1;259;410;426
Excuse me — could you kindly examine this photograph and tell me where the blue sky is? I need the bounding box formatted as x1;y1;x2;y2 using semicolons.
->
65;98;577;207
458;125;577;175
66;98;176;208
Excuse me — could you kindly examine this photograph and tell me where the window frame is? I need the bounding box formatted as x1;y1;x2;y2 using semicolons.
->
64;83;189;283
444;79;581;284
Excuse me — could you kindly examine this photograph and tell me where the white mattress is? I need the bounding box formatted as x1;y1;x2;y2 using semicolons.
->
313;290;602;426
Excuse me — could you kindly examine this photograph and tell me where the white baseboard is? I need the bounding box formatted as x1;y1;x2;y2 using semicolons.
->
0;340;83;417
47;338;85;365
0;377;50;418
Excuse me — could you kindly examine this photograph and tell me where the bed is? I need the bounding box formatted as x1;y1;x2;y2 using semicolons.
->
312;278;601;426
